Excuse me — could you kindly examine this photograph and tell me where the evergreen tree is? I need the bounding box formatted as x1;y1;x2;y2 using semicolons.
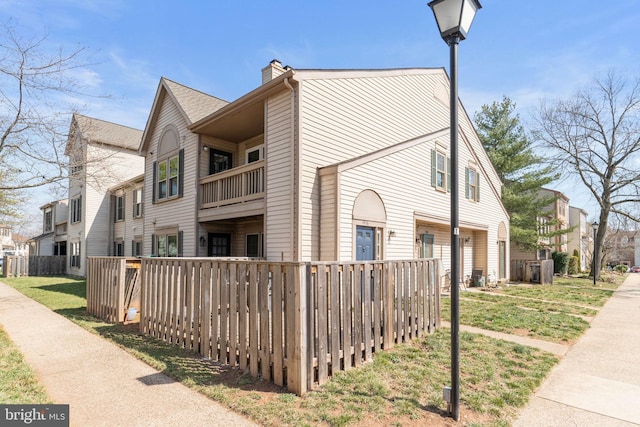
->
474;96;559;251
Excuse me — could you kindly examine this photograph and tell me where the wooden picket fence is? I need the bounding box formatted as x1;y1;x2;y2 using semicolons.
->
2;255;67;277
138;258;440;395
86;257;141;323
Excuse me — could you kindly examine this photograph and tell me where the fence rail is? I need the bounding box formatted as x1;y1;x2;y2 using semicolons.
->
2;256;66;278
137;257;440;395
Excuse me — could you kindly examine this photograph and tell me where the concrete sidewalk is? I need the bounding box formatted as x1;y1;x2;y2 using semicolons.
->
0;282;258;427
514;273;640;426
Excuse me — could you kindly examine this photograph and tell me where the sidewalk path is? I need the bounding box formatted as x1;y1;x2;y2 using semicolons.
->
0;282;258;427
514;273;640;426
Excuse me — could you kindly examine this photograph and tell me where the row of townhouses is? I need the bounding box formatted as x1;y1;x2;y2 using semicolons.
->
26;60;606;281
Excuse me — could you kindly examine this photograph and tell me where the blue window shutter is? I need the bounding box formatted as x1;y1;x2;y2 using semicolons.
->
178;230;183;257
477;173;480;202
431;149;436;187
152;161;157;203
178;149;184;197
465;167;470;200
447;157;451;192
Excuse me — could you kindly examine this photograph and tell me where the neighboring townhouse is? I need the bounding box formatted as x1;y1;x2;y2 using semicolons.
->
28;200;69;256
0;224;14;255
511;188;570;261
605;230;637;267
140;61;510;282
0;224;29;257
65;114;144;276
108;174;145;257
567;206;589;271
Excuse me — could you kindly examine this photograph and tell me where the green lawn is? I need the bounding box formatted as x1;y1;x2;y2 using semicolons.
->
0;325;50;404
4;274;619;426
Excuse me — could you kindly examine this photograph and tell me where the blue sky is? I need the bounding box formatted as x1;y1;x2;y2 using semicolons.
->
4;0;640;230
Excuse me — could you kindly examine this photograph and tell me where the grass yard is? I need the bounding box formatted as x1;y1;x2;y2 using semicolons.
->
441;275;624;345
0;325;50;404
3;274;619;426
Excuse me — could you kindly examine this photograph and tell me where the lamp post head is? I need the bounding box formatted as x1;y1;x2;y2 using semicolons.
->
592;222;599;231
428;0;482;43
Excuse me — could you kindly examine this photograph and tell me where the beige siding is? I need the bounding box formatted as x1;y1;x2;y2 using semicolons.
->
143;95;199;256
299;72;451;260
265;91;295;261
297;70;506;279
319;172;337;260
332;134;508;278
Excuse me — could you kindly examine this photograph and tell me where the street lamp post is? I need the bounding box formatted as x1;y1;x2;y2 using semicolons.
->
592;222;599;286
428;0;481;421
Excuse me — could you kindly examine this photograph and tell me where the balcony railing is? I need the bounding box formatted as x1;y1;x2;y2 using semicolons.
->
199;160;264;209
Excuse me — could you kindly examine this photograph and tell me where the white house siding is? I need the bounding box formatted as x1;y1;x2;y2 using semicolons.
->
265;90;295;261
82;145;143;275
143;95;199;256
298;71;453;260
112;183;144;256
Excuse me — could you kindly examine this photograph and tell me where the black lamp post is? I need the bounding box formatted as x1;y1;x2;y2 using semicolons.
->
592;221;598;286
428;0;481;421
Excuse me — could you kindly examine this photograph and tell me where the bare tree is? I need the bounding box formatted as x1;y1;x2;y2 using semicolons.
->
0;21;95;192
533;70;640;278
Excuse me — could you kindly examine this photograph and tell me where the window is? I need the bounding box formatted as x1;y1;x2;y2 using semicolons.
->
210;149;233;175
245;145;263;164
53;242;66;256
421;233;434;258
153;149;183;202
133;188;143;218
246;233;263;258
70;196;82;223
44;208;53;232
113;241;124;256
70;242;81;268
155;232;180;257
465;167;480;202
114;195;124;222
431;149;450;192
132;240;142;257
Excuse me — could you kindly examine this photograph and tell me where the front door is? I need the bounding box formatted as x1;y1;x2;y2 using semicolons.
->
356;226;375;261
208;233;231;257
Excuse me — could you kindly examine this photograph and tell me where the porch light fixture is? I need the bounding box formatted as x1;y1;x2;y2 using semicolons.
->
592;221;598;286
428;0;481;421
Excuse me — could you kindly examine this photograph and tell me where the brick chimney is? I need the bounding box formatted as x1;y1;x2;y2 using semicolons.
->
262;59;286;84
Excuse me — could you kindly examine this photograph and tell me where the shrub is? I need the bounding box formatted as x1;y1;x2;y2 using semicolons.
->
552;251;570;275
572;249;581;271
567;256;579;275
614;264;628;273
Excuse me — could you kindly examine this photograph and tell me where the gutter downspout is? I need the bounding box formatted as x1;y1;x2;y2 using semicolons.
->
283;76;297;261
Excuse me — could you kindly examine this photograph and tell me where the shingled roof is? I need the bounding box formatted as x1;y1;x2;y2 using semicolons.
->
139;78;229;153
69;114;143;153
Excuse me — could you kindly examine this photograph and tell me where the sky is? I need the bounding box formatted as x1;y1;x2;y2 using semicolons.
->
3;0;640;234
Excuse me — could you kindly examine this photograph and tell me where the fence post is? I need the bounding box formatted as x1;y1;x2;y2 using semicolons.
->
117;258;126;323
288;262;308;396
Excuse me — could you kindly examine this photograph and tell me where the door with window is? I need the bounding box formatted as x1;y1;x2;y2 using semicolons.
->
356;226;375;261
208;233;231;257
209;150;232;175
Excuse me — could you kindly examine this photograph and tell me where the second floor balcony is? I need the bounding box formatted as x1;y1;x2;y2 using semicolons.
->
199;160;264;220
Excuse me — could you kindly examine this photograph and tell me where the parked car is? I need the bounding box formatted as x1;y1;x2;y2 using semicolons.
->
630;266;640;273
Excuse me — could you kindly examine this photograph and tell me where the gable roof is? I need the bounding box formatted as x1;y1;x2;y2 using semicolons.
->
139;78;229;153
66;114;143;155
